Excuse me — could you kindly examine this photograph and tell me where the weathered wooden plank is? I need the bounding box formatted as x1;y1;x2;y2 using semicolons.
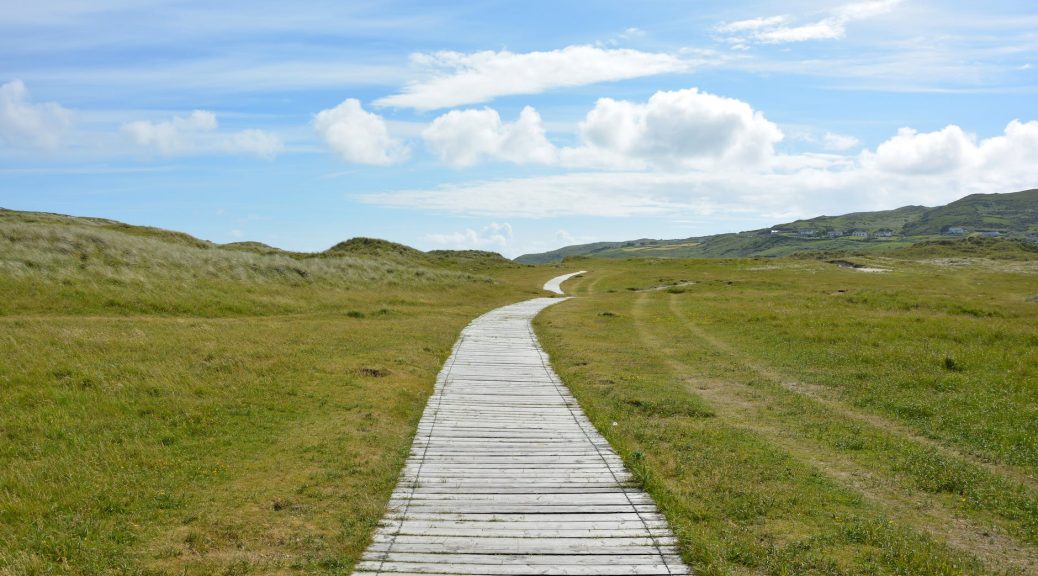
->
356;562;684;575
360;553;683;565
352;272;690;576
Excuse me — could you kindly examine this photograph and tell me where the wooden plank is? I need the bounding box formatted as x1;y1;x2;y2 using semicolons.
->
352;272;690;576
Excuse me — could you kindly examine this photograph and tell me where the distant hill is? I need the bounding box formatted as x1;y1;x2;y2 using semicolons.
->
515;189;1038;264
325;236;426;259
0;208;519;274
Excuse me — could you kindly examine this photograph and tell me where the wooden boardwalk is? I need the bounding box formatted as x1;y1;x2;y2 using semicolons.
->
354;272;690;575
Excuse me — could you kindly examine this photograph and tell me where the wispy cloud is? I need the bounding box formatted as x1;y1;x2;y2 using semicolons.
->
717;0;902;45
823;132;861;151
375;45;694;110
123;110;283;158
425;222;513;251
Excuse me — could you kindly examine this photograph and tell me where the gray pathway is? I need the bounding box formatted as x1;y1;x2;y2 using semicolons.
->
354;272;690;575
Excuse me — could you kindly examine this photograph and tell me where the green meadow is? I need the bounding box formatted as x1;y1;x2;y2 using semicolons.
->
535;252;1038;575
2;208;1037;575
0;210;559;574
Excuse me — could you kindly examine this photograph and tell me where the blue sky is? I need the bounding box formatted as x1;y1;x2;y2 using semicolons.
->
1;0;1036;257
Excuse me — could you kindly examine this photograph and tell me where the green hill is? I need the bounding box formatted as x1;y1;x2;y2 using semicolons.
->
515;189;1038;263
903;189;1038;235
324;236;426;259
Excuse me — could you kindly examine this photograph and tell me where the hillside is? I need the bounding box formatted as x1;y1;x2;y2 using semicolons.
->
0;208;519;286
516;189;1038;263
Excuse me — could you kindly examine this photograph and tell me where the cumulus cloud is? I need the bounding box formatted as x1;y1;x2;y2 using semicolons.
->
864;120;1038;177
313;98;408;165
422;106;556;167
375;45;691;110
718;0;901;45
563;88;783;169
416;88;782;170
0;79;73;149
865;125;974;174
361;120;1038;222
425;222;513;250
123;110;282;158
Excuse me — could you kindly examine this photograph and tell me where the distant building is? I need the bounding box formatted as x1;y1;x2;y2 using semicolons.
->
980;230;1002;238
851;230;868;238
874;229;894;237
799;229;817;237
947;226;967;235
827;230;842;238
770;229;781;236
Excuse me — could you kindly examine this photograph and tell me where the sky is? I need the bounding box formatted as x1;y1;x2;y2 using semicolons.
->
1;0;1036;257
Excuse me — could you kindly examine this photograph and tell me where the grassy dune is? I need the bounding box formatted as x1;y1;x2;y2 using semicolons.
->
535;255;1038;575
0;211;559;574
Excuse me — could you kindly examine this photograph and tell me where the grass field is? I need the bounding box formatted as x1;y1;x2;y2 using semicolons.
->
5;207;1038;575
0;211;564;574
534;254;1038;575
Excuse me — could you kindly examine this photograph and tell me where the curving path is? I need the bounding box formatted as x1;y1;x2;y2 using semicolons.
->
354;272;690;576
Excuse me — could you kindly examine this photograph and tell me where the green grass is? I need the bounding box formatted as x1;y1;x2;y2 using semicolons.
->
0;210;560;574
535;255;1038;575
6;206;1038;575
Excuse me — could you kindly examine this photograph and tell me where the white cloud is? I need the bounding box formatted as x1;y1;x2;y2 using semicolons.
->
313;98;408;165
123;110;282;158
0;79;73;149
124;110;216;155
716;16;789;34
361;120;1038;223
718;0;902;44
823;132;861;151
375;45;692;110
228;129;283;159
361;172;696;218
563;88;783;169
415;88;782;170
425;222;513;250
865;125;974;174
422;106;556;167
864;120;1038;177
